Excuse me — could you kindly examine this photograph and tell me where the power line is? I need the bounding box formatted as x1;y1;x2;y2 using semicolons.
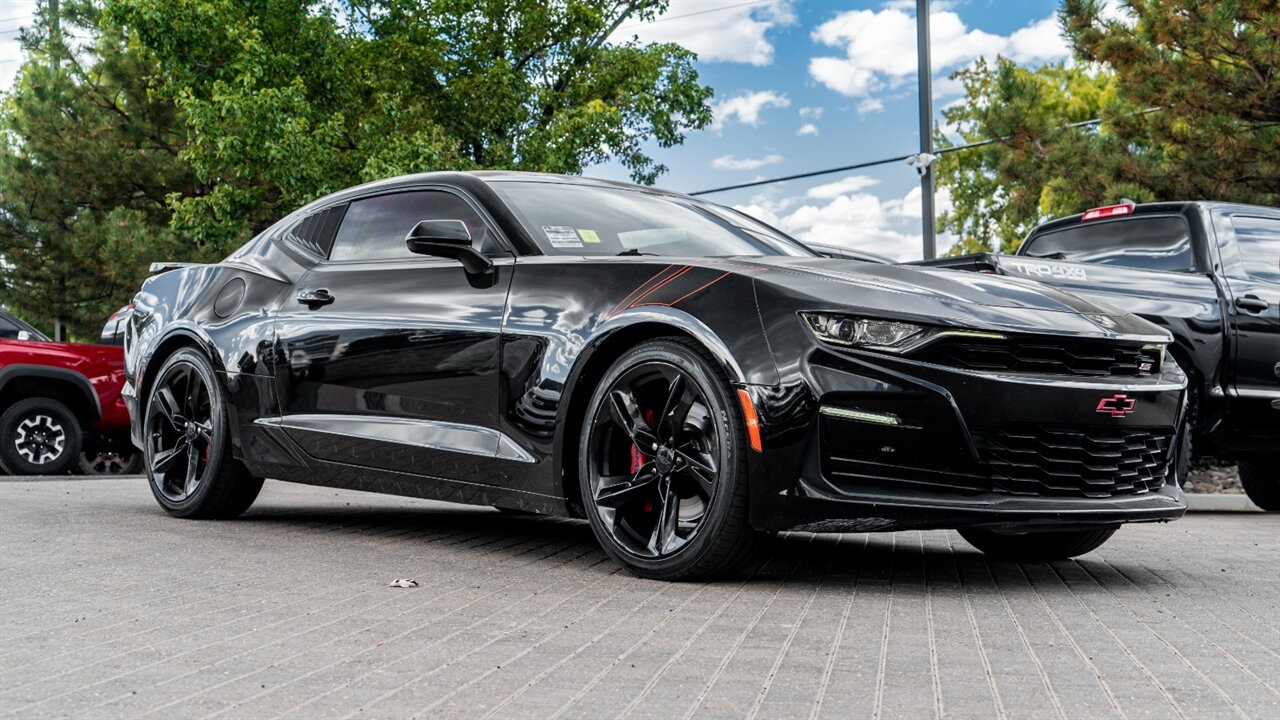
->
689;117;1111;197
616;0;775;31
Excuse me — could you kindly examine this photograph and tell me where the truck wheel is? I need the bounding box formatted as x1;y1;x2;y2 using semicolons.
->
0;398;82;476
959;526;1118;560
78;449;144;475
1239;461;1278;512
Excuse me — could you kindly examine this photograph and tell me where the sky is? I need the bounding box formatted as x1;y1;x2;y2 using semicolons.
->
0;0;1075;260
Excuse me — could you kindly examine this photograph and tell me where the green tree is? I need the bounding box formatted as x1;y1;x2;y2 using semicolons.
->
0;1;197;338
106;0;713;250
936;0;1280;254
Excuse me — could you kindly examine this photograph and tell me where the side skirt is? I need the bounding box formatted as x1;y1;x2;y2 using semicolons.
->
238;421;568;516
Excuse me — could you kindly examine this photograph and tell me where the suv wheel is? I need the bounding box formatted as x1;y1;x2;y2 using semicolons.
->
1239;461;1278;512
0;398;81;476
959;526;1118;560
579;339;766;580
144;348;263;518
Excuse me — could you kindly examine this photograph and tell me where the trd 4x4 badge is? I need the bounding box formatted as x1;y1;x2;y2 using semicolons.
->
1096;394;1137;417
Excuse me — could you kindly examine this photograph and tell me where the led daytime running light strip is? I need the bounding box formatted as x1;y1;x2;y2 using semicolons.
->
819;406;902;426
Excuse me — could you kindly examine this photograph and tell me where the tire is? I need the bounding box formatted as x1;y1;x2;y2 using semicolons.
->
578;338;767;580
78;448;144;475
0;397;81;476
1239;461;1279;512
143;348;263;518
959;526;1118;561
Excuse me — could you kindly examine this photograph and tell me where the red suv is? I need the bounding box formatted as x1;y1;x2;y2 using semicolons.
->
0;309;137;475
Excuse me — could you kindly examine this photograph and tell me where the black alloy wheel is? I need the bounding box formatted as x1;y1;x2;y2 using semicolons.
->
147;359;215;502
580;339;764;580
144;348;263;518
0;398;81;476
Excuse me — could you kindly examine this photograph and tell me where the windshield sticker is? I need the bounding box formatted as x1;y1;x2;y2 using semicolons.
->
543;226;583;249
577;229;602;244
1005;259;1088;282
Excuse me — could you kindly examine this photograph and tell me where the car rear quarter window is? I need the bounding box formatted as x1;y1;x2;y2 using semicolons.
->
1022;216;1194;272
1230;215;1280;284
329;191;490;262
283;205;347;258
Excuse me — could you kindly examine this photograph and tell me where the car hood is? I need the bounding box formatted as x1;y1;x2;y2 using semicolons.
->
739;257;1171;342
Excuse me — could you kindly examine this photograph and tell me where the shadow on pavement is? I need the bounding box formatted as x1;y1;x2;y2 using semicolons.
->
166;500;1170;591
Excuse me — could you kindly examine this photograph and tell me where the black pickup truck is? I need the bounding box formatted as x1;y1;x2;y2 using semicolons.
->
917;201;1279;510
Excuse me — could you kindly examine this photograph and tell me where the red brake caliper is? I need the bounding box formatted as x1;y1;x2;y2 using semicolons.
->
632;409;656;512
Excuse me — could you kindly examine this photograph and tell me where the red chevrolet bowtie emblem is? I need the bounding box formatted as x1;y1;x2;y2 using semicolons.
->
1096;394;1137;417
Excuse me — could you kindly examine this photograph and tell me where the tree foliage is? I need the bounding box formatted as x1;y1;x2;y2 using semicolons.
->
106;0;712;250
936;0;1280;254
0;1;197;337
1;0;712;337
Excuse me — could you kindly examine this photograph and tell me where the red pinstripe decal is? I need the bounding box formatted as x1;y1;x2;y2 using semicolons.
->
620;265;693;312
632;271;732;309
608;265;675;317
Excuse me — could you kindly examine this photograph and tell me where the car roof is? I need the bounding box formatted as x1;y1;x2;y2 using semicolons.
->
302;170;700;213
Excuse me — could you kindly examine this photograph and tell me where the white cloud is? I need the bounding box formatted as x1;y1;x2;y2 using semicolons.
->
806;175;879;199
0;2;39;95
808;7;1070;101
734;180;956;261
611;0;796;66
797;123;819;137
857;98;885;115
711;153;783;171
711;90;790;130
799;106;824;120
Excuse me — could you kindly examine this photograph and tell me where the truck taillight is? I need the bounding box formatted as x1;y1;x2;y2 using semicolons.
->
1081;202;1135;221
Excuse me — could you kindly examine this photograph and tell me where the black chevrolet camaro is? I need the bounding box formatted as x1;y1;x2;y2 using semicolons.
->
124;172;1188;579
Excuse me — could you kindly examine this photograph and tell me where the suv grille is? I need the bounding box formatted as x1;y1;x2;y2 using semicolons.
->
914;337;1162;377
972;426;1173;498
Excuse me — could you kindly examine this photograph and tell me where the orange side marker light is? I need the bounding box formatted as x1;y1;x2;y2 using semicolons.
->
737;389;763;453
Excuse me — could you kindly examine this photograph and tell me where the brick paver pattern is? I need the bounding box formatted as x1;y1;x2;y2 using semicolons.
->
1;478;1277;719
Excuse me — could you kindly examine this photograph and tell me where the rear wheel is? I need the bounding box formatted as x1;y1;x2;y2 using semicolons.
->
78;447;144;475
144;348;263;518
579;339;765;580
1239;461;1278;512
0;398;80;476
960;526;1118;560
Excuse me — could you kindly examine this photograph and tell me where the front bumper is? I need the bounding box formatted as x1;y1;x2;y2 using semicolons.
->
750;345;1189;533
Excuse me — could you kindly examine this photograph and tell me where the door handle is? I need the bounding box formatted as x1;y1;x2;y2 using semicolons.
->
296;289;335;308
1234;295;1269;313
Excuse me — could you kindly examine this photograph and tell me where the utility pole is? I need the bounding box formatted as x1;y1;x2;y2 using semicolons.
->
915;0;936;260
49;0;66;342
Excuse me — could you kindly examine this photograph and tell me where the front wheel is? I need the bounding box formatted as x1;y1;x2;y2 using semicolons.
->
143;348;263;518
0;398;81;476
579;339;766;580
959;526;1118;560
1239;461;1278;512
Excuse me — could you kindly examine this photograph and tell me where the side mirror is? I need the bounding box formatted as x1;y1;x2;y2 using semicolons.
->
405;219;493;275
16;330;30;341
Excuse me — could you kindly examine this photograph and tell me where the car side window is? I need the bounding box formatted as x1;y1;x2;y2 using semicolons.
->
329;190;495;262
0;315;20;339
1230;216;1280;285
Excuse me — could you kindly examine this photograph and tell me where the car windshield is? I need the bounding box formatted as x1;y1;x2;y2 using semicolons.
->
490;181;814;257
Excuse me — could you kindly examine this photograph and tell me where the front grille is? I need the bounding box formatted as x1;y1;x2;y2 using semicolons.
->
972;426;1173;498
913;336;1162;377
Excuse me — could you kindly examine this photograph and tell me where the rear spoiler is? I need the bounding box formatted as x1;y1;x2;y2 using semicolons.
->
905;253;1004;273
148;261;199;274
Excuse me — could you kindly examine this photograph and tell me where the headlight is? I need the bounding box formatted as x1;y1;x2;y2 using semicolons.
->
801;313;925;350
